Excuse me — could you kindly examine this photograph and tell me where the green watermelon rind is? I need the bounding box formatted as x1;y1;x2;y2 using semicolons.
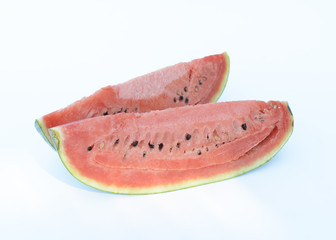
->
35;119;54;148
209;53;230;103
36;53;230;150
49;104;293;194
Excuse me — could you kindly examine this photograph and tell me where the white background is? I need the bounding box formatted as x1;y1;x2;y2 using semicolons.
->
1;0;335;239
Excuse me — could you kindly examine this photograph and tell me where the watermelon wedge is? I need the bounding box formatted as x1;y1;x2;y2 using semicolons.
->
49;100;293;194
36;53;230;148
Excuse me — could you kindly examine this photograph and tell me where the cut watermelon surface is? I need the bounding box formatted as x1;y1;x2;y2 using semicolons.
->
36;53;230;148
49;100;293;194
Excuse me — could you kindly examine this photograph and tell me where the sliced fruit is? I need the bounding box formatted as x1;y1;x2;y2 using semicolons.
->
36;52;230;148
50;100;293;194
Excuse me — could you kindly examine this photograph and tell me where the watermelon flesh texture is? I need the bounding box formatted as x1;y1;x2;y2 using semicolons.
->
50;100;293;194
36;53;230;148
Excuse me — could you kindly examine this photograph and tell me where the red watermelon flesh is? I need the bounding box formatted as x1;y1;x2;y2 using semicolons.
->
36;53;230;148
49;100;293;194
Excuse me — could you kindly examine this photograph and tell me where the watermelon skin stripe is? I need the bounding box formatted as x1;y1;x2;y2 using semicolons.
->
36;52;230;149
49;101;293;194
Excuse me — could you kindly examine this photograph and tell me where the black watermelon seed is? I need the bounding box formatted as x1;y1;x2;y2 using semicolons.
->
103;111;108;115
242;123;247;130
116;109;122;113
132;141;138;147
158;143;164;150
186;134;191;140
124;108;128;113
185;98;189;104
199;80;203;85
176;143;180;148
148;142;154;149
143;152;146;157
87;145;93;151
197;150;202;155
115;139;119;145
215;144;219;148
184;87;188;92
173;97;177;103
169;147;172;152
179;96;184;101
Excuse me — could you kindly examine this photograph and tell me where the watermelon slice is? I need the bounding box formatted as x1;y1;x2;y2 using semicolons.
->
36;53;230;148
49;100;293;194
